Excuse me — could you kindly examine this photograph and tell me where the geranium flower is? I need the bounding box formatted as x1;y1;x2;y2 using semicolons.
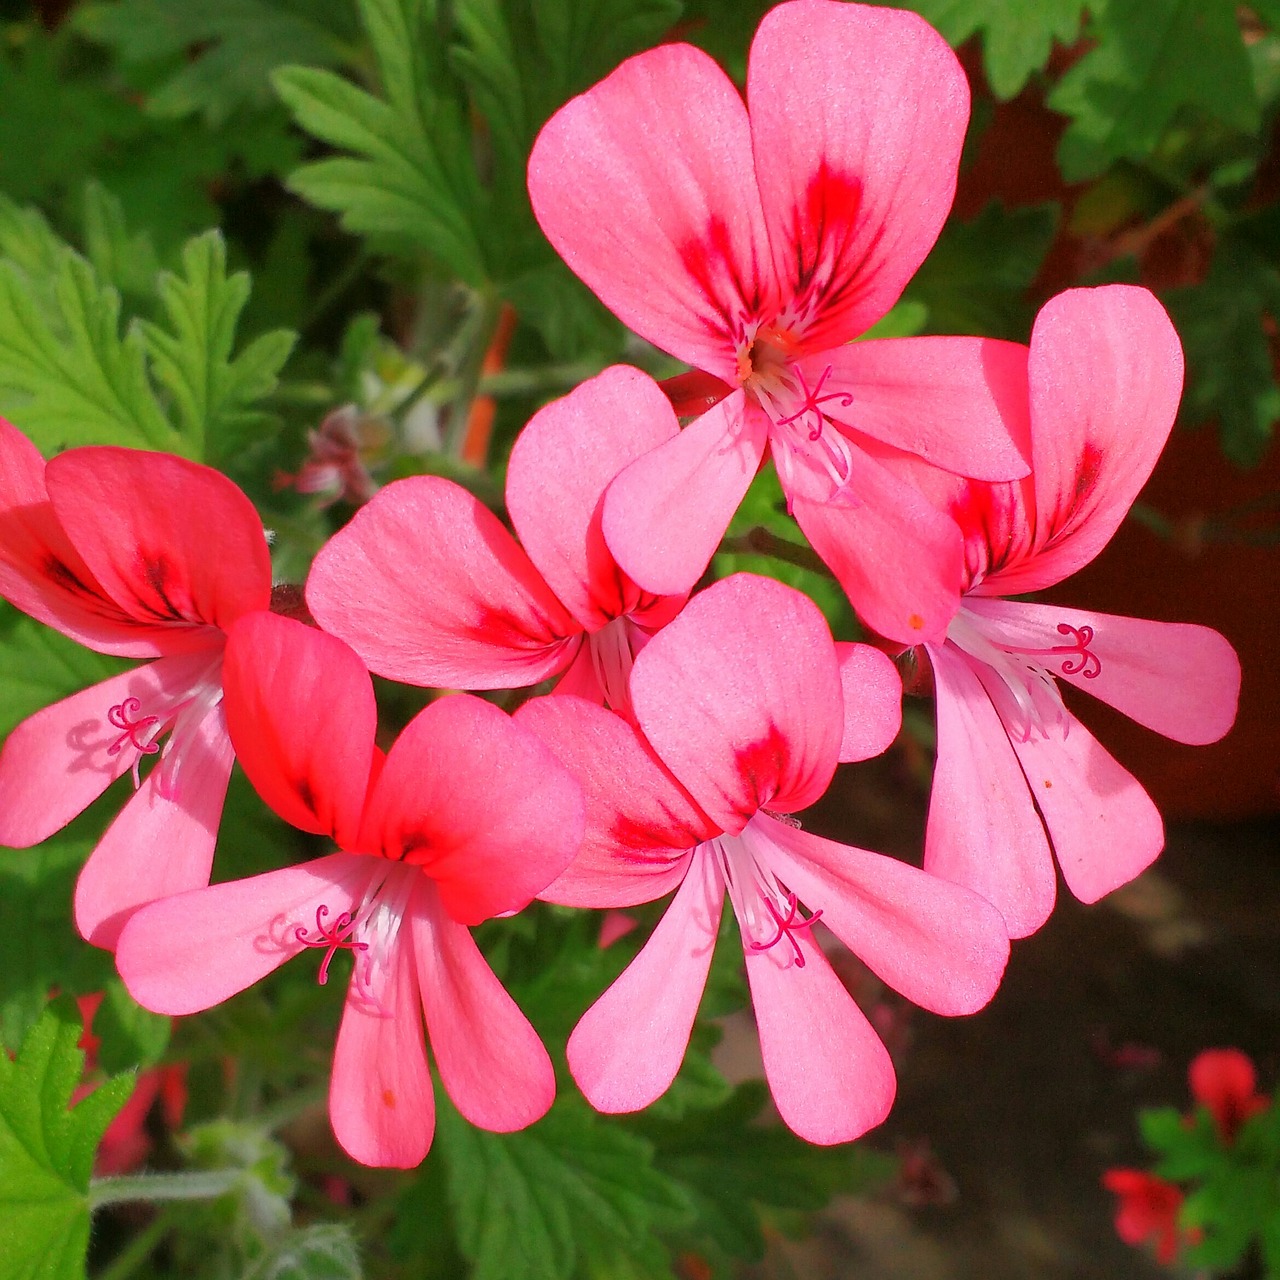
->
528;0;1032;643
518;573;1009;1143
115;613;584;1168
0;424;273;947
1189;1048;1268;1145
1102;1169;1193;1265
306;366;685;711
899;286;1241;938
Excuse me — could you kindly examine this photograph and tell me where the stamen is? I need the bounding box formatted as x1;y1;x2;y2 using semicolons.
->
1000;623;1101;679
106;697;161;757
294;903;369;985
774;364;854;441
748;892;823;967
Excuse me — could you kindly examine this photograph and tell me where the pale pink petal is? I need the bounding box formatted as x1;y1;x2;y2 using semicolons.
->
115;853;377;1015
507;366;683;631
792;451;963;644
834;642;902;763
752;814;1009;1013
748;0;968;347
549;638;601;703
924;642;1057;939
515;694;708;908
993;286;1184;593
413;883;554;1132
602;392;768;598
329;921;435;1169
802;337;1030;481
0;652;214;848
223;614;375;848
745;923;895;1145
306;476;578;689
47;447;271;631
629;573;842;831
75;703;234;949
359;694;584;925
529;44;774;380
567;845;723;1113
963;598;1241;747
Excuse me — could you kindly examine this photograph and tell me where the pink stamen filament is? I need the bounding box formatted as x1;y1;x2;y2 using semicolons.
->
775;364;854;441
748;892;823;968
999;623;1101;679
294;903;369;985
106;697;161;757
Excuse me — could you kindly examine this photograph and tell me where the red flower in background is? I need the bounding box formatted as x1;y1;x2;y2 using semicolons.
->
1102;1169;1191;1265
1189;1048;1268;1145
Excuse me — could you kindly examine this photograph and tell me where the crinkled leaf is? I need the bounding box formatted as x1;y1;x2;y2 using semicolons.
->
1049;0;1260;181
0;1002;134;1280
240;1223;363;1280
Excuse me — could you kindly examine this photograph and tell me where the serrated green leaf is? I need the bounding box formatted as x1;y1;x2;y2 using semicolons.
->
90;980;170;1076
137;231;296;462
439;1093;693;1280
79;182;160;305
1167;237;1280;466
0;1002;134;1280
901;0;1086;99
1049;0;1260;180
240;1223;362;1280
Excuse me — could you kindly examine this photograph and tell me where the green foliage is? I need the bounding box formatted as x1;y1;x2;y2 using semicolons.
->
0;1003;134;1280
241;1225;364;1280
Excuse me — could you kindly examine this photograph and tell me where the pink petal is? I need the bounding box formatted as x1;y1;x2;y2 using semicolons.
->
528;44;774;380
834;642;902;763
223;614;375;848
413;884;554;1132
306;476;578;689
115;853;377;1015
755;815;1009;1014
46;447;271;632
515;694;709;908
803;337;1030;481
924;642;1057;939
792;449;964;644
744;923;895;1145
992;286;1184;593
74;702;234;949
567;845;723;1113
629;573;842;831
549;639;601;703
507;366;684;631
359;693;584;925
747;0;968;347
329;920;435;1169
963;598;1241;747
602;392;768;598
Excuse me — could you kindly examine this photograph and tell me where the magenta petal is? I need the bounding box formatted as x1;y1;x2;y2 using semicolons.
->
834;642;902;763
793;451;963;644
745;924;895;1145
329;920;435;1169
115;853;377;1015
630;574;842;831
360;694;584;925
414;885;554;1132
515;694;709;908
507;366;683;630
805;338;1030;481
925;642;1057;938
602;392;767;598
529;44;774;379
567;846;723;1113
306;476;578;689
964;598;1241;747
74;703;234;949
748;0;968;347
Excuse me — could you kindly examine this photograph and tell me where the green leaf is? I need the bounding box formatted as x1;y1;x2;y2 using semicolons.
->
89;981;170;1076
438;1093;693;1280
1048;0;1260;181
138;231;296;462
0;1002;134;1280
1167;236;1280;466
79;182;160;305
240;1223;363;1280
901;0;1086;99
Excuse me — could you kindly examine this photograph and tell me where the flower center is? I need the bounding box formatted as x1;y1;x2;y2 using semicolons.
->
586;617;637;715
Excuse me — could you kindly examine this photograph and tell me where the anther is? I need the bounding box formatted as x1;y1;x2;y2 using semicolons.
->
294;904;369;985
1002;622;1101;679
106;697;161;758
749;892;823;967
775;365;854;441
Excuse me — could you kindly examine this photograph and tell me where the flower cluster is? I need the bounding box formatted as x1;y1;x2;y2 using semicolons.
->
0;0;1239;1169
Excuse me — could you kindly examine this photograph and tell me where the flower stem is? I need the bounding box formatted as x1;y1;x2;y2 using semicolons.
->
718;527;834;578
88;1168;244;1211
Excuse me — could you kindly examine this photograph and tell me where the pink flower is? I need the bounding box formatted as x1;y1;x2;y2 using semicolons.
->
1189;1048;1268;1145
115;613;585;1168
518;573;1009;1143
306;367;685;711
0;423;273;947
528;0;1032;643
1102;1169;1191;1265
901;286;1241;938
